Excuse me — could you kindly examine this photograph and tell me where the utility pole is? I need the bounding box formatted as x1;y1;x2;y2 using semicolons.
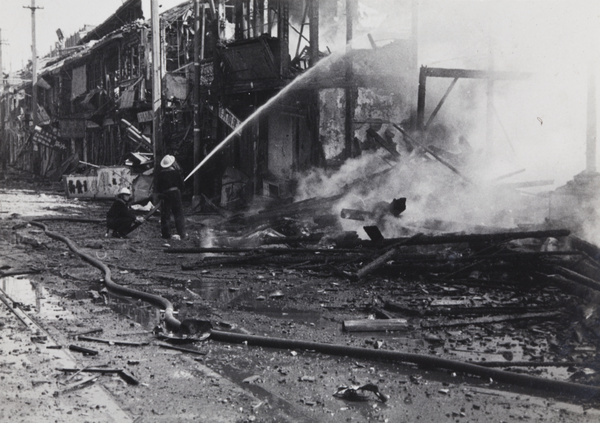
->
151;0;163;172
344;0;357;158
411;0;419;110
24;0;42;127
308;0;319;67
192;0;202;207
0;28;3;89
0;28;6;176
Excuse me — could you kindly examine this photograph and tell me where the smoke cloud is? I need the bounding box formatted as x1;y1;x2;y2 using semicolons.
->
294;0;599;240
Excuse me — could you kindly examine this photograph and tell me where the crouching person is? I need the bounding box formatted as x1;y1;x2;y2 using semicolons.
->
107;187;142;238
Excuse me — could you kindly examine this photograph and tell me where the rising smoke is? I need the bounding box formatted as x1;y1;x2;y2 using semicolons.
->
293;0;599;239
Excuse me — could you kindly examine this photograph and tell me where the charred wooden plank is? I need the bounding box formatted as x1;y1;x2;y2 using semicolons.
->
371;306;396;320
356;233;423;279
385;301;557;318
68;344;99;356
70;328;103;338
392;251;582;263
393;123;469;180
363;226;385;242
384;301;424;317
361;229;571;248
166;246;359;254
570;236;600;265
181;253;274;270
118;370;140;385
365;127;401;158
553;266;600;291
343;318;409;332
261;233;325;245
57;367;123;374
542;273;600;340
541;273;600;303
183;253;364;270
421;311;562;328
158;342;207;355
77;335;149;347
55;376;98;396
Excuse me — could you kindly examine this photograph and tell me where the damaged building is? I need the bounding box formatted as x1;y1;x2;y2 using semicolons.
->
0;0;421;209
2;1;600;421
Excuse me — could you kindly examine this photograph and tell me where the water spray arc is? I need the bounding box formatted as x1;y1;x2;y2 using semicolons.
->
184;50;344;182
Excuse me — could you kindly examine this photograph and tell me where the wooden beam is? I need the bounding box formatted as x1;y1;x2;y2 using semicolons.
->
422;311;561;328
425;77;458;129
363;228;571;248
422;66;531;80
343;318;408;332
356;233;423;280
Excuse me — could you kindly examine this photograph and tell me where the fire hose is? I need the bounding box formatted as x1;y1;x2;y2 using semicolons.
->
30;220;600;402
209;330;600;401
29;220;181;332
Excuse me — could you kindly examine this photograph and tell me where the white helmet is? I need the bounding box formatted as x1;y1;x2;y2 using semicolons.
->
118;187;132;196
160;155;175;168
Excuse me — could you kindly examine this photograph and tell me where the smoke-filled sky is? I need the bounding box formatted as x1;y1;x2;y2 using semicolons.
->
2;0;597;183
416;0;599;186
296;0;600;242
2;0;599;240
314;0;600;187
0;0;185;74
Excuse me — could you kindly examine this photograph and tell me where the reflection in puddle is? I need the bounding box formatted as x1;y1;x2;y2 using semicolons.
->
187;279;228;302
239;306;322;324
0;190;85;217
1;276;37;305
186;278;248;306
0;276;73;320
105;293;161;330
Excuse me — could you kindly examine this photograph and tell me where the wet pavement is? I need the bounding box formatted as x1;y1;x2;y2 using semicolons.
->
2;173;600;422
0;276;133;422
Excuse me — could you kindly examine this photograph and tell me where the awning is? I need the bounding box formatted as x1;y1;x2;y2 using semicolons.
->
37;105;51;126
71;65;87;100
35;77;51;90
81;88;102;105
119;88;136;109
164;74;188;101
118;77;142;109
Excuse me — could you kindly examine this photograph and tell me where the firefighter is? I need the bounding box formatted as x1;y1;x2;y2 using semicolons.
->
106;187;142;238
156;155;186;240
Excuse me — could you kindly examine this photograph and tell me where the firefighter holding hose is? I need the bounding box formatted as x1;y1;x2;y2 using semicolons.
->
156;155;187;240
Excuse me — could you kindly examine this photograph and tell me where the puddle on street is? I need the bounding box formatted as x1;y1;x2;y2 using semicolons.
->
0;276;73;320
187;279;231;302
0;190;85;217
444;334;571;379
105;293;161;330
239;305;322;324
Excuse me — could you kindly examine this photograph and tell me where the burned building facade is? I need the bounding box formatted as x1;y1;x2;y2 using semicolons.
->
1;0;417;208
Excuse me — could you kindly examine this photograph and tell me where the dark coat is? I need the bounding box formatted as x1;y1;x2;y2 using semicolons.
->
107;198;136;227
156;167;184;193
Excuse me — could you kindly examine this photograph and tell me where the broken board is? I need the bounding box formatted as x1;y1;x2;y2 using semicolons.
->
343;318;408;332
